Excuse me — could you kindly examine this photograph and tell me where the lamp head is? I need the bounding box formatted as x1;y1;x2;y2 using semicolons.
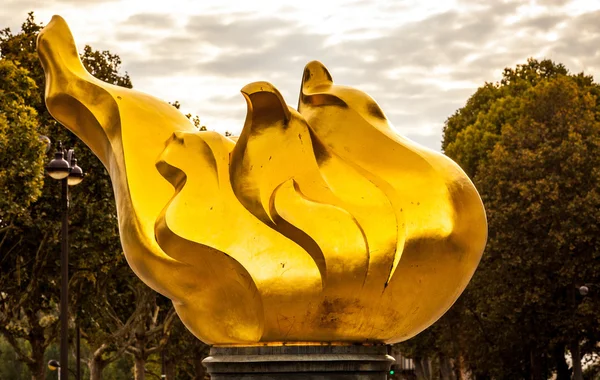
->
46;141;70;180
47;359;60;370
68;155;84;186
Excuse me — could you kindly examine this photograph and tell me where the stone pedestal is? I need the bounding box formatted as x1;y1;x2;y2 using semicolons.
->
203;344;395;379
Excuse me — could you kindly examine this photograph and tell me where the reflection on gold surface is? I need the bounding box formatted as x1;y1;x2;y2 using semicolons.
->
37;16;487;345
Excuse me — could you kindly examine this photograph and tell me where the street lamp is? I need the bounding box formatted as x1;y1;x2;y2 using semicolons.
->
46;141;85;380
48;359;60;371
48;359;79;379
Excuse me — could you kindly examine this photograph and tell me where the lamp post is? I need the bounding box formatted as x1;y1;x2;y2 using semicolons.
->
46;142;84;380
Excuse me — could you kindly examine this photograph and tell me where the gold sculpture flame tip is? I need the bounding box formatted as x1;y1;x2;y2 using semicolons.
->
241;81;292;123
302;60;334;91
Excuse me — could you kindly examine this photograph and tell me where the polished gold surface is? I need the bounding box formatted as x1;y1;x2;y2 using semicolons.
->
37;16;487;345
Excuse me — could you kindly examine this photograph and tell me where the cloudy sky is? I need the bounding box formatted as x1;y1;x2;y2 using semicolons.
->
3;0;600;150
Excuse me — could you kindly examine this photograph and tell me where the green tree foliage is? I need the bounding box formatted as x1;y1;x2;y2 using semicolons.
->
470;74;600;379
402;59;600;380
0;59;45;220
442;59;573;178
80;45;132;88
0;337;29;379
0;15;62;379
0;13;134;379
170;100;205;130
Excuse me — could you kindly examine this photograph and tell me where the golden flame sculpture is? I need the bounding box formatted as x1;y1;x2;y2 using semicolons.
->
37;16;487;345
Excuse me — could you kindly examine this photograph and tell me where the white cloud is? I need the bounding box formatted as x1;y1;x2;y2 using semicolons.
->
2;0;600;150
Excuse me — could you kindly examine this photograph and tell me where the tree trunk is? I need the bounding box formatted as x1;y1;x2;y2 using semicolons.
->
553;343;570;380
134;355;146;380
165;358;176;380
193;351;207;380
529;347;543;380
415;357;433;380
453;354;469;380
133;312;147;380
28;339;46;380
439;355;456;380
28;361;45;380
570;339;583;380
89;358;106;380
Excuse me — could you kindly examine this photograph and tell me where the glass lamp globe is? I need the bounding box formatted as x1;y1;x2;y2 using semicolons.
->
67;159;84;186
47;359;60;370
46;149;70;180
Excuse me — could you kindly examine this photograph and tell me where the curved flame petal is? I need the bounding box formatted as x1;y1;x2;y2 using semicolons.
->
154;132;264;343
230;82;372;283
299;61;488;342
272;179;368;292
156;130;323;342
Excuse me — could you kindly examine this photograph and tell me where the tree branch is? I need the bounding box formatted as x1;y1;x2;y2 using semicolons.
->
103;334;135;365
126;345;142;357
1;330;35;365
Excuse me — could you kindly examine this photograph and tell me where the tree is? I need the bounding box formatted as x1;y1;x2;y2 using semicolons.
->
170;100;205;130
395;301;468;380
472;75;600;380
80;45;132;88
442;59;571;179
0;16;60;379
161;318;210;379
429;59;600;379
81;265;138;380
0;13;133;379
0;60;45;220
126;285;176;380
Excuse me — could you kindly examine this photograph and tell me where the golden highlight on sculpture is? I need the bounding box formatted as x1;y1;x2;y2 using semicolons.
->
37;16;487;345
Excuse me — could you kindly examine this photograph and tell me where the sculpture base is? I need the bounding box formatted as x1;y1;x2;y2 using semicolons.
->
203;344;395;379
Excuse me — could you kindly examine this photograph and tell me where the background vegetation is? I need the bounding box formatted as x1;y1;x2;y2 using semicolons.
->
0;13;208;380
396;59;600;380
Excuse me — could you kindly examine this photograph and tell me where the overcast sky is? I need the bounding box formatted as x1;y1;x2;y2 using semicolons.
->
3;0;600;150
